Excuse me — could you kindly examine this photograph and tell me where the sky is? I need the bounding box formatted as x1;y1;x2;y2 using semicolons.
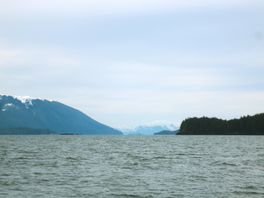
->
0;0;264;127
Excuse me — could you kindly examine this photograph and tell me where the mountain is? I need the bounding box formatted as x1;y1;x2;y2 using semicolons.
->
115;121;179;135
0;94;122;135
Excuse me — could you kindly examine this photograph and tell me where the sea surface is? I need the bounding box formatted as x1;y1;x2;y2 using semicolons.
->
0;135;264;197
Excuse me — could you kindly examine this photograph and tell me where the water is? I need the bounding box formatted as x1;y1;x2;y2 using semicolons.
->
0;135;264;197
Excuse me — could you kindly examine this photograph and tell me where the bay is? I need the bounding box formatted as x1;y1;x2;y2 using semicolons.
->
0;135;264;197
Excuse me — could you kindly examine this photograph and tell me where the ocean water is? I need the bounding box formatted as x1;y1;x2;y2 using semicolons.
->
0;135;264;198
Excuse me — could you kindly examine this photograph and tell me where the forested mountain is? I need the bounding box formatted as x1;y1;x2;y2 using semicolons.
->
177;113;264;135
0;94;122;135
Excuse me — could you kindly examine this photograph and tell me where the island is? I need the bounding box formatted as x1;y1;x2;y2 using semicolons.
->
177;113;264;135
60;133;81;135
154;130;179;135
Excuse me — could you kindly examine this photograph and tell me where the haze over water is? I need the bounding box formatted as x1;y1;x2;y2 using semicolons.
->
1;135;264;197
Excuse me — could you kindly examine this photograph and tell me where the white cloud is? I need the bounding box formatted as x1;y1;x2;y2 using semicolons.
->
0;0;263;18
0;49;21;66
0;0;264;126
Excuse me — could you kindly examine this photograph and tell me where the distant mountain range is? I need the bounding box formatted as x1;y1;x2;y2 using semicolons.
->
0;94;122;135
114;121;179;135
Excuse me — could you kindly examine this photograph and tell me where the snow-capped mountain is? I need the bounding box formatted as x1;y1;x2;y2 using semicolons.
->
1;95;54;111
0;94;122;135
114;121;179;135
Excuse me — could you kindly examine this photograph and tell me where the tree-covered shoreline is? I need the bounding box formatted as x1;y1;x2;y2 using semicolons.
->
177;113;264;135
0;127;56;135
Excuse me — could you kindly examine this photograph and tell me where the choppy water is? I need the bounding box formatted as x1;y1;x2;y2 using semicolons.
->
0;135;264;197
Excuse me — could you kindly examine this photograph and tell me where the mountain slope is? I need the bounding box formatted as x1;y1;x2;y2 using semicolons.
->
0;94;122;135
115;121;179;135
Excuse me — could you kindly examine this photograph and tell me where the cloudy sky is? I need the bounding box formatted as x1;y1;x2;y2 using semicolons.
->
0;0;264;127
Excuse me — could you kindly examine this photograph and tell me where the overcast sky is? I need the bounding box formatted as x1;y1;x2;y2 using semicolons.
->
1;0;264;127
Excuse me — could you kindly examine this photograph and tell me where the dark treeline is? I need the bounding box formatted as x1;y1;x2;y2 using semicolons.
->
177;113;264;135
0;127;56;135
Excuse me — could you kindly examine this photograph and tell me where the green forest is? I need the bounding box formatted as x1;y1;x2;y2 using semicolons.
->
177;113;264;135
0;127;56;135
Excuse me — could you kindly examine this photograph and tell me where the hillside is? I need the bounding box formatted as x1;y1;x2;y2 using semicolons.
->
0;94;122;135
177;113;264;135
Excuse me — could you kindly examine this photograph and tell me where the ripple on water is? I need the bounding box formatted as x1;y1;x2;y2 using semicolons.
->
0;135;264;197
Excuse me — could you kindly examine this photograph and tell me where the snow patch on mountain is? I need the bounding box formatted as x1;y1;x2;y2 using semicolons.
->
0;94;54;103
15;95;53;103
0;94;54;109
2;103;14;111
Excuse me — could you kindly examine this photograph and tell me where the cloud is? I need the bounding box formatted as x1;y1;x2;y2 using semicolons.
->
0;0;264;126
1;44;263;96
0;49;21;66
0;0;263;18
